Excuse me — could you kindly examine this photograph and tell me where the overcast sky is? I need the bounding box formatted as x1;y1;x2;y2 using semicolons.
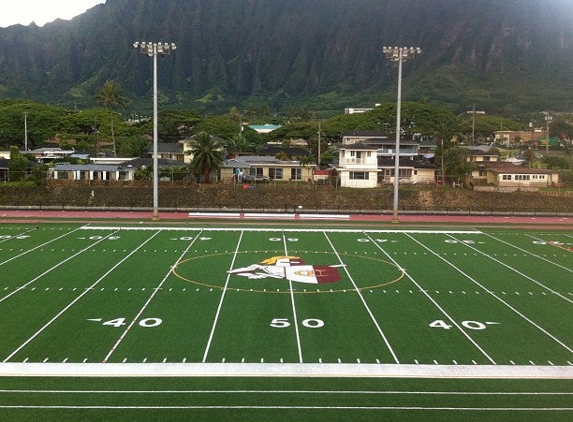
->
0;0;106;28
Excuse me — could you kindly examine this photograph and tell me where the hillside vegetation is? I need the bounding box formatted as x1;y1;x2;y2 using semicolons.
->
0;0;571;114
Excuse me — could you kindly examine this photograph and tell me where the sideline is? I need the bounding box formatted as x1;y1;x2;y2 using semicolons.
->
1;209;573;227
0;362;572;379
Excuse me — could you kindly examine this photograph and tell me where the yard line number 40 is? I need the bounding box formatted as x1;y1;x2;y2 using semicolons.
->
429;319;500;330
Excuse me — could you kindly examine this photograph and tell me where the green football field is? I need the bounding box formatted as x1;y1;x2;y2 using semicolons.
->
0;222;571;421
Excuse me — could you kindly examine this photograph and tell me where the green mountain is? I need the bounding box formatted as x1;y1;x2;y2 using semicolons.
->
0;0;571;116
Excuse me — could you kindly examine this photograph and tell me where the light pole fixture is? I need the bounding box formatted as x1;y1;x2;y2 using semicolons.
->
133;41;177;220
544;114;552;152
382;46;421;223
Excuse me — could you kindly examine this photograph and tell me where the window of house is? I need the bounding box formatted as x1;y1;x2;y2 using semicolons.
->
291;168;302;180
248;167;264;177
269;168;283;180
350;172;369;180
399;169;412;178
502;174;512;180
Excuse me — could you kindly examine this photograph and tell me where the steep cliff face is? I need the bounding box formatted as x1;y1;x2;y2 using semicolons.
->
0;0;572;113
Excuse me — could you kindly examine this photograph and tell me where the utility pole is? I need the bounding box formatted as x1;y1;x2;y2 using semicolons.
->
317;120;322;168
466;104;485;146
23;112;28;151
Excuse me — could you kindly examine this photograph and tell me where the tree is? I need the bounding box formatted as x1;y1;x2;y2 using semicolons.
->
8;146;29;181
435;145;474;184
95;80;129;157
188;132;224;183
226;133;252;155
543;156;570;170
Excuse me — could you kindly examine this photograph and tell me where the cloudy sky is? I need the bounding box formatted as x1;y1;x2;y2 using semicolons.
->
0;0;106;28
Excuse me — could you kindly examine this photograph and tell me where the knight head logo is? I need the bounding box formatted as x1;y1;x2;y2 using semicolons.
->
227;255;342;284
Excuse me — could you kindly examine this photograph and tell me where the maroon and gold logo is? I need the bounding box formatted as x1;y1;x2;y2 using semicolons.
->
227;256;342;284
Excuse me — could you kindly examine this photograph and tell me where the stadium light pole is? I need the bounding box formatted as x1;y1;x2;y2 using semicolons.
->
133;41;177;220
383;46;421;223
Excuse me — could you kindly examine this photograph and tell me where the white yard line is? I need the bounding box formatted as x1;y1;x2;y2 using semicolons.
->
0;227;79;266
408;233;573;354
202;230;245;363
452;233;573;305
368;233;497;365
1;389;571;395
488;232;573;276
0;230;113;305
323;231;400;364
283;233;303;363
1;405;571;411
0;362;571;378
82;226;482;234
3;230;156;363
104;230;201;363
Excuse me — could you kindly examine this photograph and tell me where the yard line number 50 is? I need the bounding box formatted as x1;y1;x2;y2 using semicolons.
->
270;318;325;329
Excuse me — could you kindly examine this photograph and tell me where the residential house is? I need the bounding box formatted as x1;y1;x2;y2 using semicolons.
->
49;158;184;183
149;142;186;163
337;130;432;188
467;148;500;186
51;163;134;182
29;147;75;163
377;158;437;185
494;129;548;147
473;163;560;190
220;156;314;183
340;130;420;158
467;148;499;164
337;143;379;188
149;135;226;165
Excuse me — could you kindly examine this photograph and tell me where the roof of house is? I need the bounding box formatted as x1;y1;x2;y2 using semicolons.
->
257;146;311;156
338;139;419;149
377;158;437;169
248;124;282;132
148;142;184;153
341;130;388;137
467;148;497;156
121;158;185;168
483;163;556;174
222;156;306;168
53;163;121;171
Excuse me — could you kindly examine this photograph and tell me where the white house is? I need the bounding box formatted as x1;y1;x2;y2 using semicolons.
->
337;143;379;188
337;131;430;188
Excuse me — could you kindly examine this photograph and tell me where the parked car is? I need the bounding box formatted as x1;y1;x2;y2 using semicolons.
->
244;175;270;182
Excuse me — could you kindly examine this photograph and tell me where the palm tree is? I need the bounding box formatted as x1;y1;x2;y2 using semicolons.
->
96;80;129;157
189;132;224;183
227;133;252;156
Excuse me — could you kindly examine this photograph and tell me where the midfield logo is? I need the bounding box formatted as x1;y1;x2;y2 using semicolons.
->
227;256;342;284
